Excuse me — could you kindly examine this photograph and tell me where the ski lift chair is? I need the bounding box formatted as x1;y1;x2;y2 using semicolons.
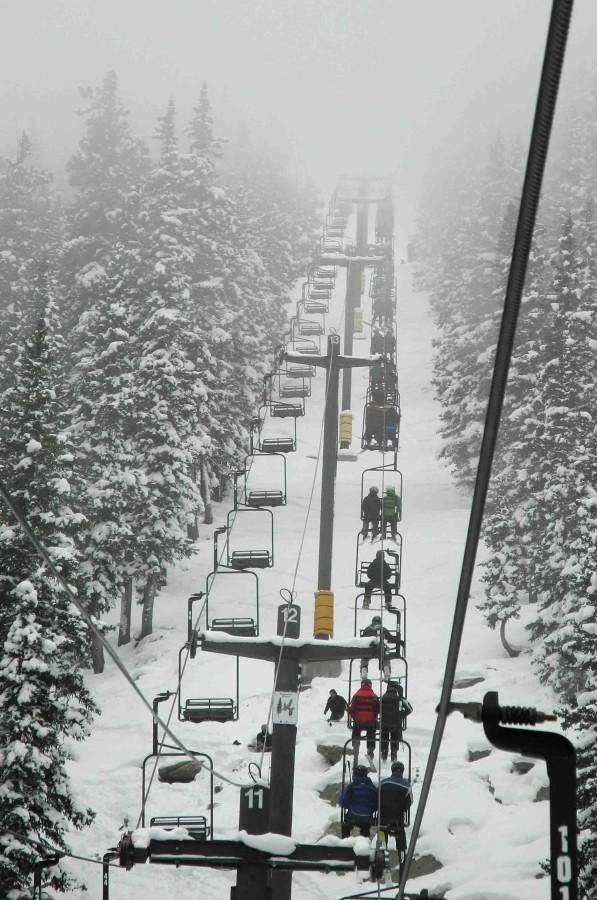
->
178;645;239;723
279;378;311;399
302;299;328;315
258;406;297;454
226;507;274;570
270;400;305;419
355;536;402;593
234;452;287;509
298;318;324;337
140;694;216;832
352;590;407;649
205;567;260;637
361;403;401;452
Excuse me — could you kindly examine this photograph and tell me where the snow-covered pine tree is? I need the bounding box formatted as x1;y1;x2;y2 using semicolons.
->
0;133;56;397
0;263;96;897
63;70;149;332
480;209;551;629
431;135;521;487
525;214;597;891
64;72;150;666
131;98;206;635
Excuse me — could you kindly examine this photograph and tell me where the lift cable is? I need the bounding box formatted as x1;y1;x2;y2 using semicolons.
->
397;2;573;896
258;321;334;775
2;828;120;869
0;478;251;792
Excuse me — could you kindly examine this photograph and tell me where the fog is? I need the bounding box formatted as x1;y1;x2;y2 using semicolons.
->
2;0;597;222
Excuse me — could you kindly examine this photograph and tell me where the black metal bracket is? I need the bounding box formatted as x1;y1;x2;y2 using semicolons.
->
33;852;62;899
449;690;577;900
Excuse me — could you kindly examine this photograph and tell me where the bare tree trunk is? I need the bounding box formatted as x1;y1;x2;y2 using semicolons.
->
200;457;213;525
118;577;133;647
140;574;157;639
88;599;105;673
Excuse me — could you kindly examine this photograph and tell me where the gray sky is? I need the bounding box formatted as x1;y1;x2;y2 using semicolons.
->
2;1;596;222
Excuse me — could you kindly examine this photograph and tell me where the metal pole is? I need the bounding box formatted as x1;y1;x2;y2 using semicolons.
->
341;178;369;413
269;657;300;900
318;334;341;592
340;262;362;415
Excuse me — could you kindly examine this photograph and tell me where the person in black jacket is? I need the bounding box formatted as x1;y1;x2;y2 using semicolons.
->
359;615;398;681
363;550;394;607
255;724;272;752
323;689;347;722
339;764;378;837
378;760;412;853
361;486;381;538
380;682;413;761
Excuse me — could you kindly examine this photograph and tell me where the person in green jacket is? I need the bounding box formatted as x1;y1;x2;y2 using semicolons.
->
382;486;401;539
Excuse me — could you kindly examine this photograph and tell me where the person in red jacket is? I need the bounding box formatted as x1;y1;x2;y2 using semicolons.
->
349;679;379;767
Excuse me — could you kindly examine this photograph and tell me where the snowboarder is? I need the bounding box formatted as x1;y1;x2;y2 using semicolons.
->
323;689;348;722
382;485;401;538
255;724;272;752
349;679;379;767
361;486;381;539
339;764;378;838
359;615;399;680
380;682;413;761
378;760;412;855
363;550;395;608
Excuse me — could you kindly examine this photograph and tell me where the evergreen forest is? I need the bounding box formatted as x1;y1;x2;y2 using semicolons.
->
415;76;597;895
0;72;318;897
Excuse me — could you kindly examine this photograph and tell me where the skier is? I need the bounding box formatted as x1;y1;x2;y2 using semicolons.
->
380;682;413;761
361;486;381;539
383;405;400;450
378;760;412;855
339;764;378;838
359;615;399;681
383;329;396;357
255;724;272;752
323;688;348;722
382;485;401;538
349;679;379;767
364;404;384;447
370;328;385;355
363;550;395;608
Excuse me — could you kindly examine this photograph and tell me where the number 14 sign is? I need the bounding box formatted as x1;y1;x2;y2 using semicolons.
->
273;691;299;725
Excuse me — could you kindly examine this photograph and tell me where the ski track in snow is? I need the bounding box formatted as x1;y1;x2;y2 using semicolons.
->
65;261;557;899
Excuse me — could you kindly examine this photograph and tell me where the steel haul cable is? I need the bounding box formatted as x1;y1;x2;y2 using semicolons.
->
397;2;573;896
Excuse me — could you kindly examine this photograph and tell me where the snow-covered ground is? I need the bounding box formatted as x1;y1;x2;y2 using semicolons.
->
64;255;558;899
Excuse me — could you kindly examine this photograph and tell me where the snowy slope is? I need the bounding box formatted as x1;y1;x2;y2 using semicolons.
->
64;258;558;899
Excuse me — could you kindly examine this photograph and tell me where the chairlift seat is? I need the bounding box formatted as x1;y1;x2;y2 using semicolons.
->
271;403;304;418
288;364;315;378
150;816;210;840
182;698;236;723
280;383;310;398
246;490;285;507
261;437;295;453
308;289;332;300
299;321;324;336
303;301;328;314
230;550;271;569
210;617;257;638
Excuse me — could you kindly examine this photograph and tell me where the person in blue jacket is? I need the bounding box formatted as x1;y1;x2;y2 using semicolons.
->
339;764;378;838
